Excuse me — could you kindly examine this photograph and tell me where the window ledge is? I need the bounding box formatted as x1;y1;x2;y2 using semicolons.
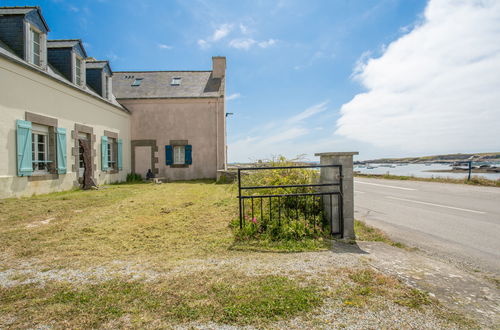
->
170;164;189;168
28;174;59;181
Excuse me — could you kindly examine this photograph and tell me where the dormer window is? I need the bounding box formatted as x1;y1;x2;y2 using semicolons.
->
30;28;41;66
132;78;143;87
75;57;82;85
171;77;181;86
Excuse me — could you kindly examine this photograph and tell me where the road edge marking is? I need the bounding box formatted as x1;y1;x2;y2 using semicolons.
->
385;196;486;214
354;180;417;191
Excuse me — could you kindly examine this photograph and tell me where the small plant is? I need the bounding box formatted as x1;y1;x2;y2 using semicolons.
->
126;173;143;183
233;155;331;243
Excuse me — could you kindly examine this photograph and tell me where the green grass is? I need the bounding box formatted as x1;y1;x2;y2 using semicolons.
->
0;273;322;327
355;173;500;187
336;268;432;309
354;220;407;249
0;182;477;328
230;237;330;252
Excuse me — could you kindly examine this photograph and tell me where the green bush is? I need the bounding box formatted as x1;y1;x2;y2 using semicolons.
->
233;155;330;242
126;173;143;183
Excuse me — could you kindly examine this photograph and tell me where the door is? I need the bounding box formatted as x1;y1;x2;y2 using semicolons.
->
134;146;152;179
78;132;90;179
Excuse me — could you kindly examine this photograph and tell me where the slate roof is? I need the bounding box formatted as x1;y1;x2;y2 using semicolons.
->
86;60;110;70
0;40;125;111
112;71;223;99
47;39;87;57
0;6;50;31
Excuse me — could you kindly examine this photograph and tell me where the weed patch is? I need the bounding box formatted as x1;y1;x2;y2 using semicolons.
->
0;273;322;327
355;220;409;249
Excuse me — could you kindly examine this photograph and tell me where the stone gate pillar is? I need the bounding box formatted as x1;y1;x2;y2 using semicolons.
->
315;152;358;239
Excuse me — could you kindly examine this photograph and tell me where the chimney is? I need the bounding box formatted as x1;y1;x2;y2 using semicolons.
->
212;56;226;79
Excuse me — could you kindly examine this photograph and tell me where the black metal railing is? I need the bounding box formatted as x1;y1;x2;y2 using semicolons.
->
237;164;344;237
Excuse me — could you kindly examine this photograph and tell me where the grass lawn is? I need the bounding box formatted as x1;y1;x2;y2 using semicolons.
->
0;181;474;328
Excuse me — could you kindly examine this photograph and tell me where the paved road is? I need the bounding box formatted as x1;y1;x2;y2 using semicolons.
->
354;178;500;273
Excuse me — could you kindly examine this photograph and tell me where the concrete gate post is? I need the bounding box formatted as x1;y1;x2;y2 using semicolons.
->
315;152;358;239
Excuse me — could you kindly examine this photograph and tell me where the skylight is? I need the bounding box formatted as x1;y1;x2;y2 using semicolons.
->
131;78;143;87
171;77;181;86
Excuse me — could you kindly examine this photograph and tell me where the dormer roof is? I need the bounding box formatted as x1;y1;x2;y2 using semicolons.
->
86;60;112;73
0;6;50;31
47;39;87;58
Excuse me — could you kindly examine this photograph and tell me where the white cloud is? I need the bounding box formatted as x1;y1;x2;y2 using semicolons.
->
239;23;249;34
230;101;328;161
197;39;210;49
227;93;241;101
229;38;256;50
287;101;329;124
158;43;173;50
212;23;233;41
336;0;500;154
258;39;277;48
198;23;234;49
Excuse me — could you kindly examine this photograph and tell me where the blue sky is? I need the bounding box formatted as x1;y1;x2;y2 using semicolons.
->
5;0;500;162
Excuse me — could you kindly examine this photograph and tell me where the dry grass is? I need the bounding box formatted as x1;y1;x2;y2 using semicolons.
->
0;182;477;328
0;181;237;269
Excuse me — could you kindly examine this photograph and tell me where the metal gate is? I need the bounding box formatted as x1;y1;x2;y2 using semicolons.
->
237;164;344;237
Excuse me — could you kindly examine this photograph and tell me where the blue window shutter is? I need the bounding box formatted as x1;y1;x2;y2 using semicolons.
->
56;127;67;174
117;138;123;170
16;120;33;177
101;136;108;171
185;145;192;165
165;145;173;165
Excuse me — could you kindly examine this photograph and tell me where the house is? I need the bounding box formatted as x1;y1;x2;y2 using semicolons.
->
112;59;227;181
0;6;227;199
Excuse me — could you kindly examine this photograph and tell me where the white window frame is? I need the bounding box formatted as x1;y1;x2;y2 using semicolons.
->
29;27;41;66
173;145;185;165
32;124;50;175
75;56;83;86
171;77;181;86
107;137;116;169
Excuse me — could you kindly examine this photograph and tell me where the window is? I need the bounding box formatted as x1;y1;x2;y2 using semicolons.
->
31;124;50;174
30;28;41;66
173;145;185;164
171;77;181;86
75;57;82;85
107;137;116;169
132;78;143;86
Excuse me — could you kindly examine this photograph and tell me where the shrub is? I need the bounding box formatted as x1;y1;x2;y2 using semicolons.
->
233;155;331;242
126;173;143;183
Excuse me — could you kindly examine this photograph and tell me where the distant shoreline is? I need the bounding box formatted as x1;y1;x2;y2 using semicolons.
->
425;168;500;174
355;152;500;165
354;173;500;187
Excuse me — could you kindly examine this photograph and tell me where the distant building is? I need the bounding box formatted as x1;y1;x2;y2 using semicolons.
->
0;6;227;198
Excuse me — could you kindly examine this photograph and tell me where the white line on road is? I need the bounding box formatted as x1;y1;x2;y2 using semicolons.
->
354;180;416;191
385;196;487;214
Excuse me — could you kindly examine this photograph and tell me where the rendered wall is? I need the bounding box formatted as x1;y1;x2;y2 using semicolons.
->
0;56;131;198
120;97;226;181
